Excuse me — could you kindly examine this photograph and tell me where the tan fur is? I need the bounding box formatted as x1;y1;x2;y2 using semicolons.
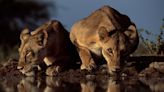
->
18;20;79;76
81;82;96;92
70;5;139;74
17;77;39;92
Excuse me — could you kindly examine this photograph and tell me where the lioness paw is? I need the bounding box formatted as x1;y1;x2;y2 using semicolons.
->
46;66;62;76
80;62;97;71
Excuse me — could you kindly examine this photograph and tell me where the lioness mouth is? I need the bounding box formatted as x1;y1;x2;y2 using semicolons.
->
20;65;41;74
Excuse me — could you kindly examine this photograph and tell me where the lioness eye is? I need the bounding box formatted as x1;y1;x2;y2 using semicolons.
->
107;48;113;53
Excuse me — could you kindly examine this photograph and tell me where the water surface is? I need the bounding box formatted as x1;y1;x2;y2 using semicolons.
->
0;77;164;92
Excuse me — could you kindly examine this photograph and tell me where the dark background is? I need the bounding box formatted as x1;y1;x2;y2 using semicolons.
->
0;0;56;60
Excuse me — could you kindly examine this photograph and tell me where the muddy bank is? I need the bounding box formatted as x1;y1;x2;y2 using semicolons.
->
0;57;164;82
0;59;23;77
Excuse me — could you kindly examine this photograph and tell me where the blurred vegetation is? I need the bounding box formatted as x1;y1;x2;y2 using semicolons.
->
135;19;164;55
0;0;56;61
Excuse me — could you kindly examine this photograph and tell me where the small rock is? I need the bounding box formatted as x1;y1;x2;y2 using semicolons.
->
139;67;158;77
149;62;164;73
121;67;138;76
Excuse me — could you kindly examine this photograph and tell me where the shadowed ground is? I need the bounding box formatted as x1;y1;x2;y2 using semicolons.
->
0;56;164;79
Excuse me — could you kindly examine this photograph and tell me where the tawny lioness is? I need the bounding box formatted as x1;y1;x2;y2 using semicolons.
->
70;5;139;74
18;20;79;76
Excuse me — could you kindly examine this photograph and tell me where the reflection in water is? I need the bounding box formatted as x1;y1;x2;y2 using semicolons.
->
80;78;120;92
120;78;151;92
107;78;120;92
0;77;164;92
140;78;164;92
44;77;80;92
0;77;20;92
81;81;96;92
44;77;62;92
17;77;45;92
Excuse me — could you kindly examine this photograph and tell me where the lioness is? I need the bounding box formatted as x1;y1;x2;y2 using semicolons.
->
18;20;79;76
70;5;139;74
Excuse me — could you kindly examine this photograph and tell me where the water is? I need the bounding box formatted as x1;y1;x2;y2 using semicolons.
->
0;77;164;92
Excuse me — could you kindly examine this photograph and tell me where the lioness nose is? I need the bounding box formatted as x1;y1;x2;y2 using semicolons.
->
17;66;23;70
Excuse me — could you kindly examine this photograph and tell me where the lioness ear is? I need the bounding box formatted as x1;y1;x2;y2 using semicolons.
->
37;30;48;46
19;28;30;52
98;27;108;40
20;28;30;41
124;24;137;39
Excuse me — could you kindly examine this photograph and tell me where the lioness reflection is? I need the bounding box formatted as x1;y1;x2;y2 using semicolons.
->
17;77;80;92
107;79;120;92
15;77;164;92
80;78;120;92
17;77;45;92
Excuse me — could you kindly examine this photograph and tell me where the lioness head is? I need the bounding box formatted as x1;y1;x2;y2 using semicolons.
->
98;27;120;72
18;28;47;76
98;24;138;73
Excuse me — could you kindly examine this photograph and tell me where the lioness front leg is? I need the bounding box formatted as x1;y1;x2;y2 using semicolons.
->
78;46;96;71
102;50;120;74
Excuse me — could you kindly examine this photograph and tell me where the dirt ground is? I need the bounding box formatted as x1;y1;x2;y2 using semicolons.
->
0;57;164;83
0;59;23;77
